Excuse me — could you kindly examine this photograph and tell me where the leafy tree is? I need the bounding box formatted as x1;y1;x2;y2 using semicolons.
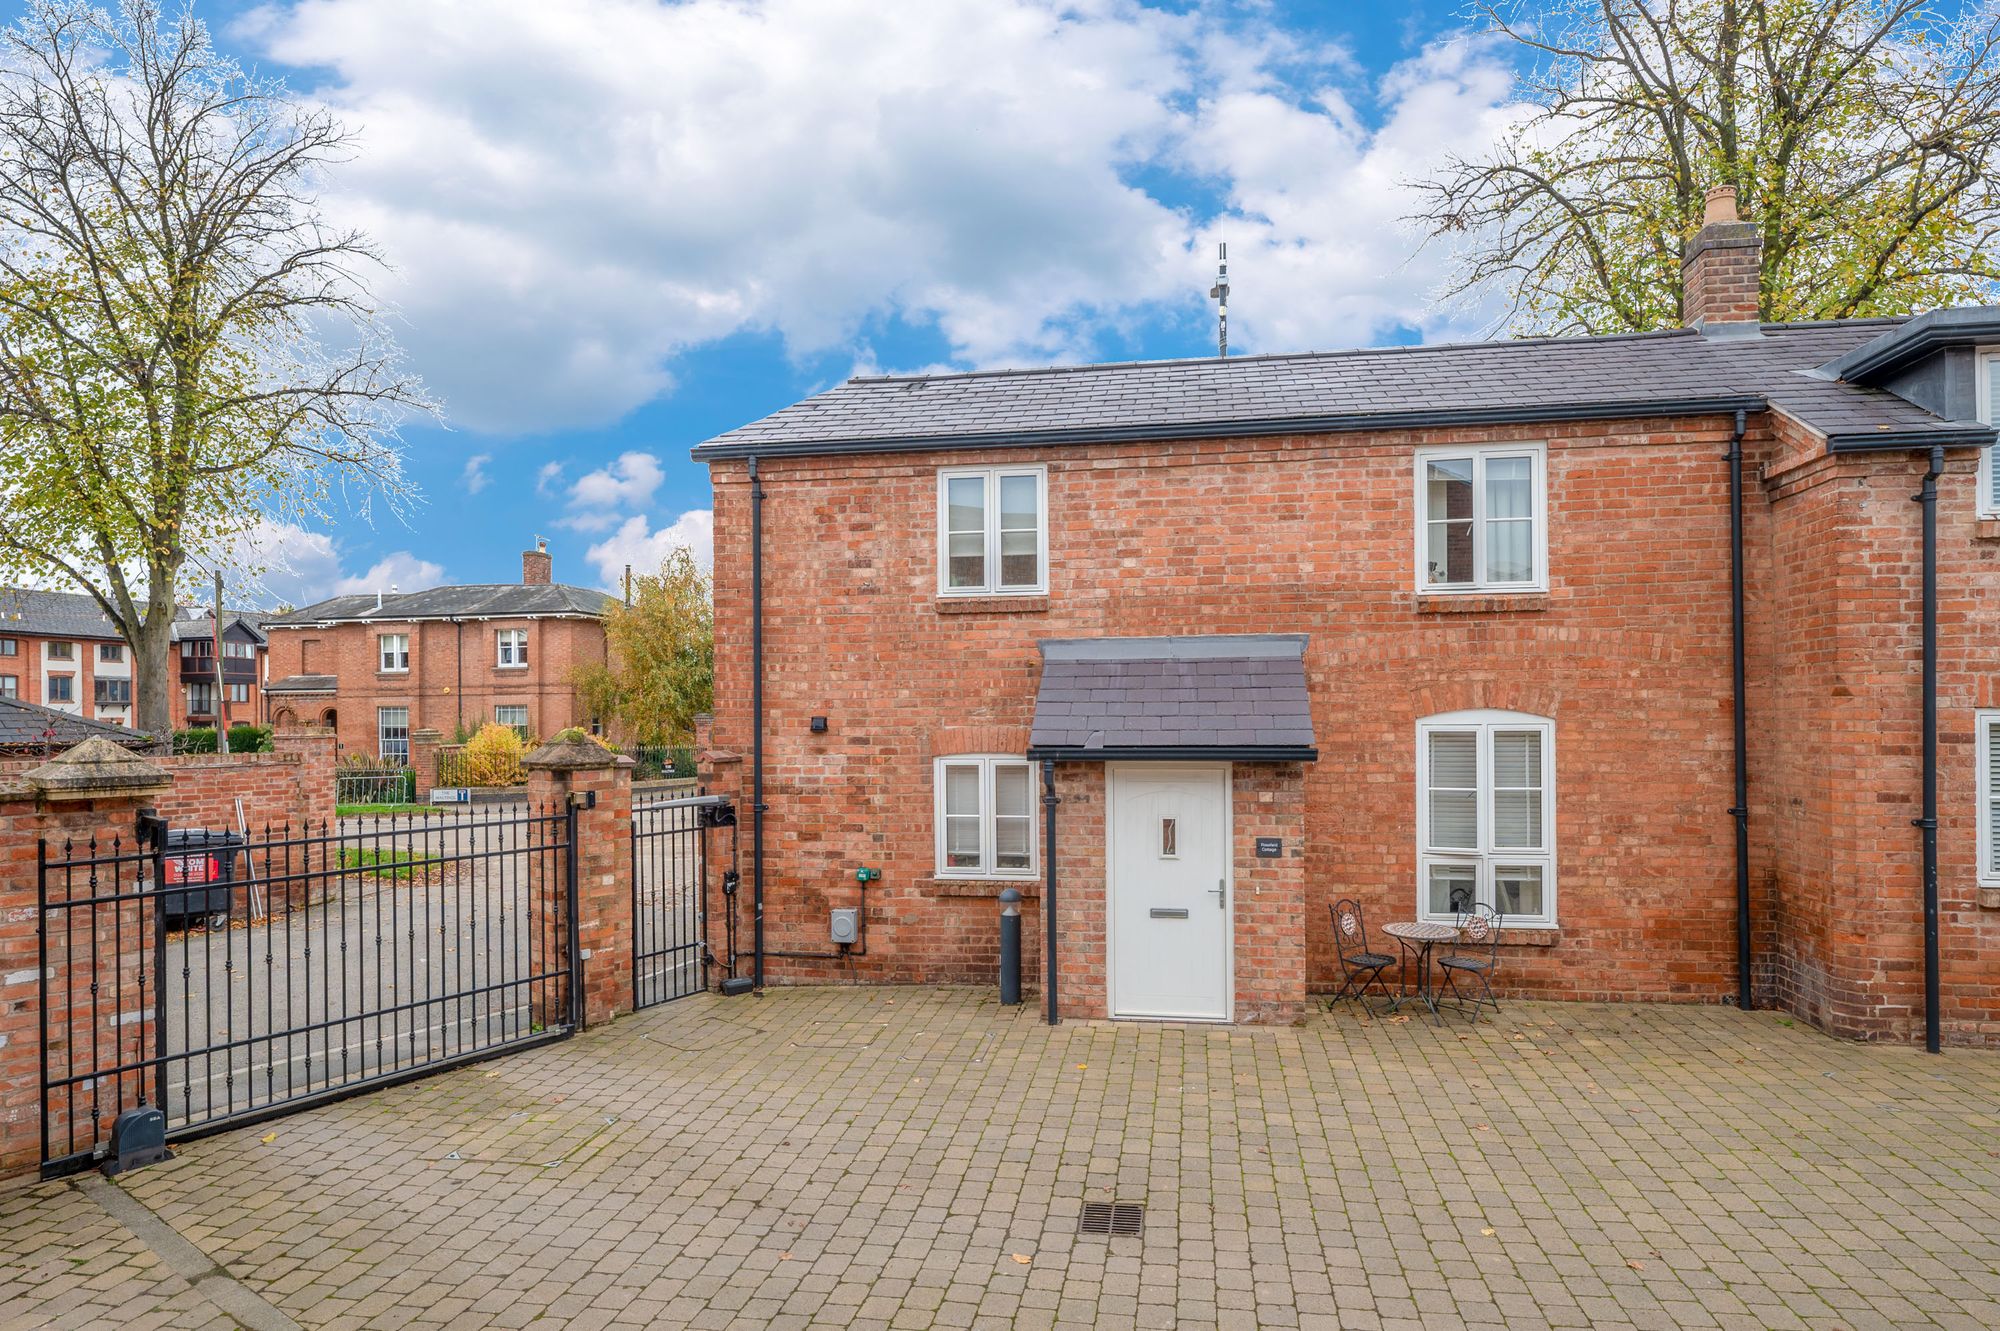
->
573;549;714;746
1411;0;2000;333
0;2;430;741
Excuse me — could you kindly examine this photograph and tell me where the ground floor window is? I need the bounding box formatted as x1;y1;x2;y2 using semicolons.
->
934;755;1035;878
1978;711;2000;885
379;707;410;763
186;682;213;715
1417;710;1555;926
494;705;529;738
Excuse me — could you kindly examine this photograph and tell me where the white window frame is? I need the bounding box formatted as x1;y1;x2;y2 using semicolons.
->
378;706;410;763
1978;711;2000;886
932;755;1037;879
497;628;529;668
494;705;530;737
936;465;1049;597
379;632;410;673
1978;348;2000;517
1413;443;1548;593
1416;710;1557;926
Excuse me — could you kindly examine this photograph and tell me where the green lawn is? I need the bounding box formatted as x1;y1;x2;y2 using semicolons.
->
337;847;423;879
335;803;453;817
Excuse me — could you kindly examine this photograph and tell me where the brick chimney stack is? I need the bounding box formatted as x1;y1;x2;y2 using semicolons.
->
523;538;552;586
1682;185;1762;330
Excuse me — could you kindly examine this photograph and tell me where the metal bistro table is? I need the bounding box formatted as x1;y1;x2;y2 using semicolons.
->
1381;920;1459;1022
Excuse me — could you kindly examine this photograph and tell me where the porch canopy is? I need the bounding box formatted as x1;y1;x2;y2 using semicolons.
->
1025;634;1318;763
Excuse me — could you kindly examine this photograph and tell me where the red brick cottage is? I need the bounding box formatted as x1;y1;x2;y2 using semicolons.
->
695;188;2000;1045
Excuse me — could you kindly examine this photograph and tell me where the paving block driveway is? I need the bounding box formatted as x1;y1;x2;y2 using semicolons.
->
5;989;2000;1331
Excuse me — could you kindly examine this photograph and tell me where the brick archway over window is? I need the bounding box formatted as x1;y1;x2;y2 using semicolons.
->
273;707;297;727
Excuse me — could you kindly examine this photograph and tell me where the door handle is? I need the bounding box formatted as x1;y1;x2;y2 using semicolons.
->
1211;878;1226;910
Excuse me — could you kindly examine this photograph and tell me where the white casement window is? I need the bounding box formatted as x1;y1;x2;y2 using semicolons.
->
1414;444;1547;592
0;675;15;698
379;633;410;672
224;640;253;659
497;629;529;668
1979;349;2000;517
494;705;529;737
1417;710;1556;926
937;466;1047;596
378;707;410;763
1978;712;2000;886
934;755;1036;878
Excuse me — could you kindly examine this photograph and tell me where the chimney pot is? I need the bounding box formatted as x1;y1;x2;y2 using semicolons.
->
1683;184;1762;331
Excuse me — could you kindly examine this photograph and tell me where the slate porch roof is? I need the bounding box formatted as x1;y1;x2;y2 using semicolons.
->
695;316;1999;459
1026;635;1317;763
264;674;338;695
0;696;151;751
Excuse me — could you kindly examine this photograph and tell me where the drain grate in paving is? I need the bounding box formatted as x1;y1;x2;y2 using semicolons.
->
1078;1202;1144;1237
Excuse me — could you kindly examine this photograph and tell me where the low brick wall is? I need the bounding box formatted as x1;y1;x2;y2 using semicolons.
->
0;729;334;836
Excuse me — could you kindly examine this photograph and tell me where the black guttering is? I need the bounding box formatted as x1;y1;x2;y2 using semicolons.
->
1042;759;1059;1026
1820;306;2000;383
1917;447;1944;1054
1724;409;1753;1011
748;456;767;993
1025;744;1320;763
1824;424;1997;453
691;396;1770;461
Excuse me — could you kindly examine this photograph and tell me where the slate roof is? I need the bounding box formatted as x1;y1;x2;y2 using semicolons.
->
0;587;268;643
697;316;1999;458
265;674;338;694
0;696;151;750
1026;635;1317;761
265;583;613;627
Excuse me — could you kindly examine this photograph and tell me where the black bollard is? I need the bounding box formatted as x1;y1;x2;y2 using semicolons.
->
998;888;1022;1005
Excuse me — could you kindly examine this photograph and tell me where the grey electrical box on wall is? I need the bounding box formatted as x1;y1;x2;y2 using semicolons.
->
830;908;859;945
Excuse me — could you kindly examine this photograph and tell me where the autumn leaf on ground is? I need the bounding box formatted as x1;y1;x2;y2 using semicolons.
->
1011;1254;1032;1265
1480;1227;1496;1237
1627;1260;1646;1270
259;1132;277;1144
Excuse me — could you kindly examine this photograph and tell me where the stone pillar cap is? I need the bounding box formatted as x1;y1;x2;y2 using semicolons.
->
524;733;630;770
24;737;173;801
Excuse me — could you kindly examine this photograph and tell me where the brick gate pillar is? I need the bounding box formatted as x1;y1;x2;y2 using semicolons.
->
408;728;442;792
524;734;635;1028
0;739;174;1178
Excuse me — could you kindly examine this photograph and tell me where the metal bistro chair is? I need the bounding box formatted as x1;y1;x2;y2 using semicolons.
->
1329;898;1395;1014
1438;904;1503;1023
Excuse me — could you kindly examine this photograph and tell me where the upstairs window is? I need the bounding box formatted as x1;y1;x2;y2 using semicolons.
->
94;678;130;706
1981;349;2000;516
379;633;410;672
497;629;529;667
98;643;122;663
48;641;73;660
0;676;15;698
1415;445;1546;592
0;639;15;656
1979;712;2000;886
224;640;254;658
938;466;1047;596
934;755;1035;878
185;682;213;714
47;674;73;704
1417;711;1556;926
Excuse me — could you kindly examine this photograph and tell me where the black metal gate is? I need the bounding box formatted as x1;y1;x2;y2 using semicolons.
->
631;793;734;1008
36;803;578;1177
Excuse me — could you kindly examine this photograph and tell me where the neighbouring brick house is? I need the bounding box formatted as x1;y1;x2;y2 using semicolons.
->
695;187;2000;1044
0;587;269;732
261;541;613;761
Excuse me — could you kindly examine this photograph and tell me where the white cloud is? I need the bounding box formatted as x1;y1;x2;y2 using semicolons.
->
584;511;714;592
219;518;446;609
535;460;565;496
461;452;492;494
239;1;1523;433
568;450;663;510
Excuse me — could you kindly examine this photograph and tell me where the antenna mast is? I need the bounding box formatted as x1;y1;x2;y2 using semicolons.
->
1208;242;1229;357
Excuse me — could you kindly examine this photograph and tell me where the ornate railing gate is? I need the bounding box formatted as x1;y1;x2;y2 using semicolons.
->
36;803;577;1177
631;793;734;1008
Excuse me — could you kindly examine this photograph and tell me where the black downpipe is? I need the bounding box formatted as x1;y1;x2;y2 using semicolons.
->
749;456;767;993
1917;446;1943;1053
1042;759;1059;1025
1725;409;1753;1010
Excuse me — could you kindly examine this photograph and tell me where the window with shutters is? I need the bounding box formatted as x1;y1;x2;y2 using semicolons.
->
1417;710;1555;926
937;467;1047;596
1979;712;2000;885
1414;444;1547;592
934;755;1036;878
1980;350;2000;517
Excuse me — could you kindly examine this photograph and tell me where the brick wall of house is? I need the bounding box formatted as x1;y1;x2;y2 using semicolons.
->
263;615;607;759
706;410;2000;1038
0;625;267;734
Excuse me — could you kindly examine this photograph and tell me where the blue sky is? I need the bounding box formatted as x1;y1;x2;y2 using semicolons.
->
12;0;1525;605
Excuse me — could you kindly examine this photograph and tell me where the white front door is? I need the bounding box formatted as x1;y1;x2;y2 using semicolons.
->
1108;764;1231;1021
